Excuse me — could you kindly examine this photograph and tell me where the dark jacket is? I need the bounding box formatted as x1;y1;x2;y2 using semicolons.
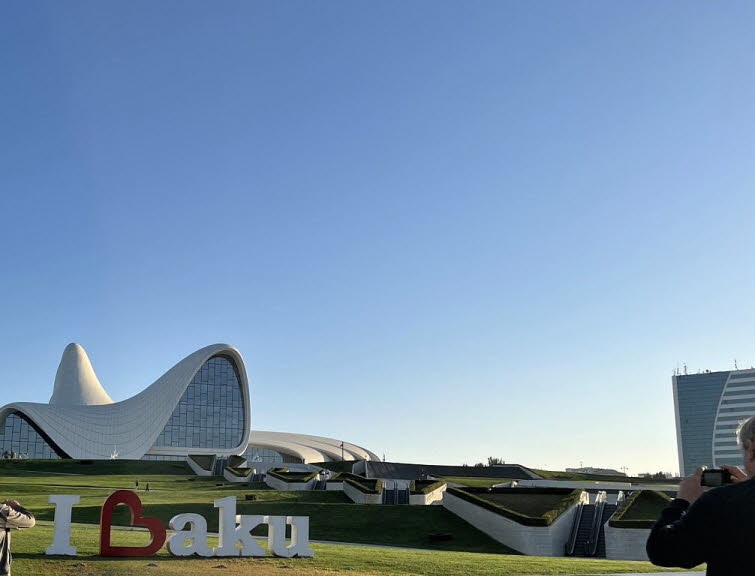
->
0;503;35;575
647;476;755;574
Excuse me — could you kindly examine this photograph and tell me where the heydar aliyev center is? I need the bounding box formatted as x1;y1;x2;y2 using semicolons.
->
0;343;378;464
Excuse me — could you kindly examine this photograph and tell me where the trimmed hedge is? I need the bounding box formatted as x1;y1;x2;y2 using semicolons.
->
411;480;446;495
325;473;342;483
339;472;383;494
609;490;671;529
266;468;319;483
446;487;583;527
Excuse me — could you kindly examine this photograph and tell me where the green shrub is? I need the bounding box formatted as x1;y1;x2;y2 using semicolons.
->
446;487;583;527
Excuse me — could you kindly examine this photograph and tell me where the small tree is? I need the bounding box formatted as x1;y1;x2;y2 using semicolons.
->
487;457;505;466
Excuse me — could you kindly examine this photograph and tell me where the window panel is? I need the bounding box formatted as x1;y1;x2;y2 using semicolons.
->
0;412;61;459
151;355;244;451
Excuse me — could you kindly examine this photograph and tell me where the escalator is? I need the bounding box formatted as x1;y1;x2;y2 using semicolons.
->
565;492;617;558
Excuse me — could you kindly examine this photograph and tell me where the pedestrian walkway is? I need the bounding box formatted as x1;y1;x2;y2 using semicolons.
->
538;573;703;576
592;573;704;576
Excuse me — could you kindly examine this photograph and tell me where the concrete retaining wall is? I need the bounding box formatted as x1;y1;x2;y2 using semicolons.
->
604;524;651;561
265;474;315;491
186;456;214;477
442;491;585;556
223;468;252;483
409;483;446;505
343;481;382;504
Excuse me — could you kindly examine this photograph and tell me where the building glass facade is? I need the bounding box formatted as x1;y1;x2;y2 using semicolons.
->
0;412;62;459
675;371;729;475
711;371;755;471
243;445;303;464
141;455;185;461
152;355;245;450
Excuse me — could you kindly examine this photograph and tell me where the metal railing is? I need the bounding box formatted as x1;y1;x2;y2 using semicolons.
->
564;500;585;556
565;490;591;556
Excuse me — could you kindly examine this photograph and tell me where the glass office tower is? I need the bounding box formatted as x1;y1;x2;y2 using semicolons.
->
674;369;755;476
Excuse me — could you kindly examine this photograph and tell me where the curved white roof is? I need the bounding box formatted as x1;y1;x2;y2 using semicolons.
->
49;343;113;406
0;344;251;460
249;430;379;463
0;343;378;464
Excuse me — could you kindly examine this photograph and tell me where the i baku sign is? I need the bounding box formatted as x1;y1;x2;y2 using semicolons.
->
45;490;313;558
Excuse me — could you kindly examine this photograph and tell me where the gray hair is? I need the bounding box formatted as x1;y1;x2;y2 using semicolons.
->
736;416;755;450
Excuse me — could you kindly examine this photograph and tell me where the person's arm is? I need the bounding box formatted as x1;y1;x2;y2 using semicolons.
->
1;500;35;530
646;469;712;569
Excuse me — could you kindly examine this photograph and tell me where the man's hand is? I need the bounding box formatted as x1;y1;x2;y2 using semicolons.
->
677;466;706;504
720;464;748;482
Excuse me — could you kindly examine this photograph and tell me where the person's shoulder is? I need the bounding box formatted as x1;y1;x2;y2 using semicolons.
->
698;478;755;510
704;476;755;504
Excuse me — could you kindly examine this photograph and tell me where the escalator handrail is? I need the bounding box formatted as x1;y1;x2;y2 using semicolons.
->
565;501;584;556
587;492;607;556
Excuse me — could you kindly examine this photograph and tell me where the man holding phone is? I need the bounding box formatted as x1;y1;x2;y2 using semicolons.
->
0;499;35;576
646;415;755;574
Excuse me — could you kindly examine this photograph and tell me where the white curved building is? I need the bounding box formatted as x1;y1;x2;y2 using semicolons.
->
0;343;377;464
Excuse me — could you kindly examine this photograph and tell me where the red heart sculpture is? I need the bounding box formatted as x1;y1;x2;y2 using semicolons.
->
100;490;166;556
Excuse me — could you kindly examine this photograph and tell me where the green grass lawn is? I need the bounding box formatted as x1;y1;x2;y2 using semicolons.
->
618;491;672;522
440;470;679;488
0;461;702;574
531;469;678;484
9;522;698;576
439;476;509;488
476;491;576;518
0;461;508;553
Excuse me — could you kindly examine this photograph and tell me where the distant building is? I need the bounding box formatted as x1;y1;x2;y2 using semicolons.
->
673;369;755;476
565;467;625;477
637;472;674;479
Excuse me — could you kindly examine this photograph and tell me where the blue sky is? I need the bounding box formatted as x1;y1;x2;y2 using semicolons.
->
2;2;754;474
